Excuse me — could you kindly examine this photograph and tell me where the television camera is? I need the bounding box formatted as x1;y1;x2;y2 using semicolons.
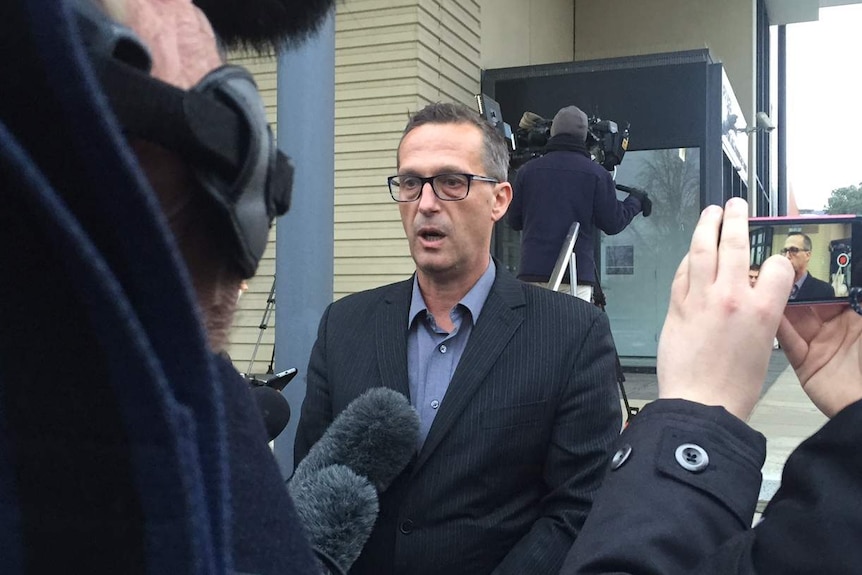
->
476;94;630;172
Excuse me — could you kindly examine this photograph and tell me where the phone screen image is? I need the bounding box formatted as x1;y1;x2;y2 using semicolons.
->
749;216;861;305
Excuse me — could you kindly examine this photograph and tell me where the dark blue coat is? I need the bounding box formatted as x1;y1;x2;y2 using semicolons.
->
0;0;317;572
508;135;642;285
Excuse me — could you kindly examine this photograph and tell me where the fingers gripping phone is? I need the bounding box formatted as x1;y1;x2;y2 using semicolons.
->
749;215;862;305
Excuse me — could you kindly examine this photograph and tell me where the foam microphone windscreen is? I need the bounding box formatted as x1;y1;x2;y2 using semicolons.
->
192;0;337;51
293;387;419;493
251;385;291;441
288;464;378;575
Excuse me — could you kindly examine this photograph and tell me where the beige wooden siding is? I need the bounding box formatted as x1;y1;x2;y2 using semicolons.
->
225;50;280;374
334;0;481;299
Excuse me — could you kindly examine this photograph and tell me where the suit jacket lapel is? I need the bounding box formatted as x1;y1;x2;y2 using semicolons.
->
413;268;526;472
376;279;413;399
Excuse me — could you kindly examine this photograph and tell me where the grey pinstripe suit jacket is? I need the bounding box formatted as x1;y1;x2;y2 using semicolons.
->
295;266;621;575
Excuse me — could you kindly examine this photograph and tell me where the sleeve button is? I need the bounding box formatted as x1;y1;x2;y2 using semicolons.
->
675;443;709;472
610;444;632;470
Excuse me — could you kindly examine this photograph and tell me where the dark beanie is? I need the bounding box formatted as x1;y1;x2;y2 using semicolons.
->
550;105;588;141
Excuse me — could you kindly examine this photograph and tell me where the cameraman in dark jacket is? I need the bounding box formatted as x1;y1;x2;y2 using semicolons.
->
508;105;650;302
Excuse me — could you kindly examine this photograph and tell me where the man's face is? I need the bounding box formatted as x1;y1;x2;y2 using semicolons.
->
748;269;759;287
396;122;512;287
782;235;811;276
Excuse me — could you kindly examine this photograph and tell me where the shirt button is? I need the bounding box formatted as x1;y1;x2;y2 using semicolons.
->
610;444;632;470
399;519;414;534
675;443;709;472
430;400;440;409
439;344;447;353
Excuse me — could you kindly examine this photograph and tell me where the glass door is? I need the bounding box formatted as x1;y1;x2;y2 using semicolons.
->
600;148;701;358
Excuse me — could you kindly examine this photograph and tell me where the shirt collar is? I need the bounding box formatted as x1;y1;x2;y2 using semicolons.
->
408;258;497;327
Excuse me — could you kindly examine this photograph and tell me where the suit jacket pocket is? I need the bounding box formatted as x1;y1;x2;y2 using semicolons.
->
482;400;547;430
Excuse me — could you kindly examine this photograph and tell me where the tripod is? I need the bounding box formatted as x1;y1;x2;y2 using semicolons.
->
547;222;639;425
246;276;277;376
243;276;300;391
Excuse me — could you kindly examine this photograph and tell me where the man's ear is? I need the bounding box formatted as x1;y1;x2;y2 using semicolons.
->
491;182;512;222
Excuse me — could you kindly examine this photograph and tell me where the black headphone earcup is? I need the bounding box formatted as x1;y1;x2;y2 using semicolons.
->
190;65;292;277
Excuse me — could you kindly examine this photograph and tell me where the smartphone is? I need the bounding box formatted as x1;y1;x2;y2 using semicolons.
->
264;367;298;391
244;367;298;391
749;215;862;305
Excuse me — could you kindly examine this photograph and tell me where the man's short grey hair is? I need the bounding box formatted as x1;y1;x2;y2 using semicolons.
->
399;102;510;182
788;232;813;251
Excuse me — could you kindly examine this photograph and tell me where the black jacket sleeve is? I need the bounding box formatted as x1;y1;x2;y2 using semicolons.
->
560;398;862;574
293;303;336;467
591;169;642;235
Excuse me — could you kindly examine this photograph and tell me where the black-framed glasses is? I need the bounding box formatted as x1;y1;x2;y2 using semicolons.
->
387;173;499;202
780;246;809;255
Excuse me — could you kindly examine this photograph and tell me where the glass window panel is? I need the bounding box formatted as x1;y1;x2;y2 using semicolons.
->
601;147;701;358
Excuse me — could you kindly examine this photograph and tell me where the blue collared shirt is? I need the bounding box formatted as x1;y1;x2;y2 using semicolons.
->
790;272;809;300
407;259;496;448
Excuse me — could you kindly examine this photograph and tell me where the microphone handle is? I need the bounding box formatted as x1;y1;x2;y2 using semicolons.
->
314;547;348;575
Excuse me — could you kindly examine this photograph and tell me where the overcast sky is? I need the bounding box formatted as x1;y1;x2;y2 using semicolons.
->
784;4;862;211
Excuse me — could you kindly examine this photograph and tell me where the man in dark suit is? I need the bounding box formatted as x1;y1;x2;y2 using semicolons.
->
294;102;622;575
783;232;835;300
560;199;862;574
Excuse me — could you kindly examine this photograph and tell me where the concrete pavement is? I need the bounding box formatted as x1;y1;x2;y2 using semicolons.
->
748;352;828;505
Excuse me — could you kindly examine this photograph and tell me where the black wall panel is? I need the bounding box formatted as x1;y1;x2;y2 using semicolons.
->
486;61;708;151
